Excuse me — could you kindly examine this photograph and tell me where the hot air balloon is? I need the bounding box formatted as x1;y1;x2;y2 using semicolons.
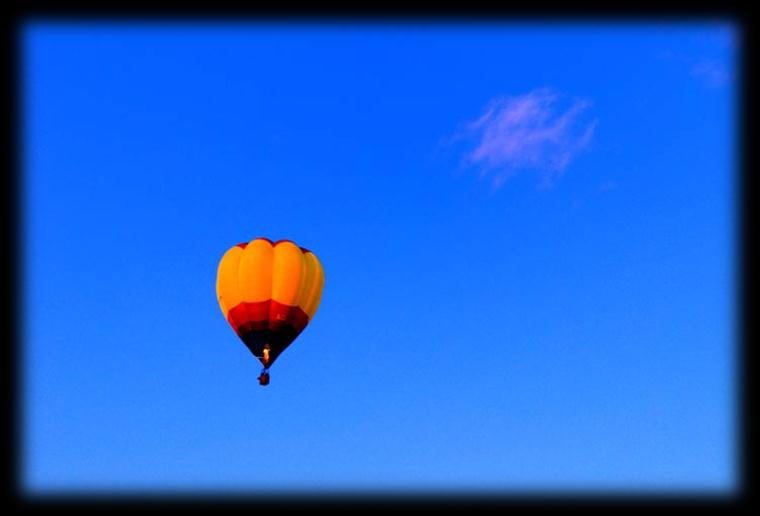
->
216;237;324;386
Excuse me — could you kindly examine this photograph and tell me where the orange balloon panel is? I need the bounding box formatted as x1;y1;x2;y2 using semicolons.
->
216;237;324;368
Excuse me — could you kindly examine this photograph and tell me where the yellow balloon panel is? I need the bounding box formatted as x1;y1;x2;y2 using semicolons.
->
300;252;324;319
271;241;304;307
216;246;245;316
238;238;274;303
294;250;316;310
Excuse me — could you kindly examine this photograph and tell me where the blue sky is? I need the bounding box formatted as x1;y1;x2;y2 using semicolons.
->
22;21;737;493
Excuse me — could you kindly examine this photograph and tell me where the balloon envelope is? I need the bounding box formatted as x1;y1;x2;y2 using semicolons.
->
216;237;324;368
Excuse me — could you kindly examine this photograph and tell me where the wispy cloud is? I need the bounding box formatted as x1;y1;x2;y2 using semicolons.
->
454;89;597;190
659;50;735;89
658;25;737;89
597;180;619;193
690;59;733;89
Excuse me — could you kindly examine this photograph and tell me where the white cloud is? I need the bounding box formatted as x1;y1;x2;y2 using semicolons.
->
456;89;597;190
